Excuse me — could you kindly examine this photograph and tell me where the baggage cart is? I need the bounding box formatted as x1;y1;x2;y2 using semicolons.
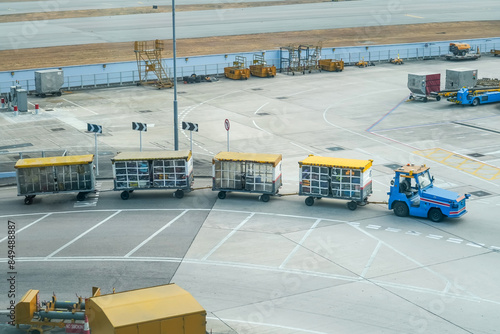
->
111;150;193;200
298;155;373;210
212;152;282;202
407;73;441;102
15;154;96;204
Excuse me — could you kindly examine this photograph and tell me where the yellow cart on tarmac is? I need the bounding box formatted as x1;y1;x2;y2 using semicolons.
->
111;150;193;200
298;155;373;210
212;152;282;202
15;154;96;204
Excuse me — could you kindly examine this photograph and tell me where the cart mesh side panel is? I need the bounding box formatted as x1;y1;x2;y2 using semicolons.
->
56;164;93;191
300;165;330;196
245;162;274;193
214;160;243;190
115;160;150;189
17;166;56;195
153;159;188;188
331;167;363;200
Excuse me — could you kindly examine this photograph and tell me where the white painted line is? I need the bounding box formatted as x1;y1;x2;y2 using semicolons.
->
46;211;121;258
207;316;328;334
290;142;317;155
426;234;443;240
280;219;321;269
348;222;360;227
385;227;401;233
252;120;273;135
254;101;270;115
446;238;463;244
490;246;500;251
201;212;255;261
360;241;382;278
406;230;421;236
366;224;381;230
62;98;98;115
125;210;188;257
0;213;52;244
466;242;484;248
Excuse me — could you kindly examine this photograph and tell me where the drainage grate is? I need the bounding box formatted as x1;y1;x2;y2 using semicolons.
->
51;128;65;132
469;191;491;197
468;153;485;158
177;91;187;94
327;147;344;152
252;88;263;91
0;143;33;150
257;112;270;116
276;97;288;99
385;164;402;170
138;110;153;113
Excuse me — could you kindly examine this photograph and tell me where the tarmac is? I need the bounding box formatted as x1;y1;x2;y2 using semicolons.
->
1;56;500;333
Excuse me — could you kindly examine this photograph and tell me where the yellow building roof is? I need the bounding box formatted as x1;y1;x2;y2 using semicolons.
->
88;284;205;329
112;150;191;162
15;155;94;168
213;152;282;167
299;155;373;171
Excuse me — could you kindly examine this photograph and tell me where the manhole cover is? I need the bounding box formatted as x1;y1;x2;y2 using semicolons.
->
327;147;344;152
138;110;153;113
470;191;491;197
257;112;270;116
276;97;288;99
468;153;485;158
385;164;401;170
177;91;187;94
51;128;65;132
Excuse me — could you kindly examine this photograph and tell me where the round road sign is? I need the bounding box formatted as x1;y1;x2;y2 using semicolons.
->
224;119;230;131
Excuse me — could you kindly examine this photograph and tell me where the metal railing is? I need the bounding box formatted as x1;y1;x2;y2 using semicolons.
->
1;42;498;94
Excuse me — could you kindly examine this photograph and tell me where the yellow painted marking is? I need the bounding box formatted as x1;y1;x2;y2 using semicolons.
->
414;148;500;180
405;14;424;19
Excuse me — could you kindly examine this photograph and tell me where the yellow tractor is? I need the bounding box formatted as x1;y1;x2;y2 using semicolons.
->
355;57;369;68
390;54;404;65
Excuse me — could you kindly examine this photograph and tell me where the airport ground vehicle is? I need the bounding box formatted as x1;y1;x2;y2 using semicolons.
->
447;87;500;106
388;164;469;222
298;156;372;210
446;43;481;60
318;59;344;72
111;150;194;200
13;153;469;222
14;154;96;204
212;152;282;202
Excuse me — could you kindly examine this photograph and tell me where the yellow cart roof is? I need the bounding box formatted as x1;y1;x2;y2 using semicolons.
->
15;154;94;168
395;164;429;175
112;150;191;162
213;152;282;166
299;155;373;171
88;284;205;328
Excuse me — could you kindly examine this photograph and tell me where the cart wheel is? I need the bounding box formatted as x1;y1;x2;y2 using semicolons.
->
260;194;270;202
218;191;226;200
305;197;314;206
24;197;33;205
120;191;130;200
174;190;184;199
77;192;87;201
436;95;441;101
423;97;428;102
347;201;358;211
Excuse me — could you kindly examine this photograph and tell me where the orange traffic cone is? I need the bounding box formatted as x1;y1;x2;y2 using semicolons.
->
83;315;90;334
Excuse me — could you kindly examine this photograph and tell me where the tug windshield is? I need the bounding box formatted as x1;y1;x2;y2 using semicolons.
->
417;171;432;189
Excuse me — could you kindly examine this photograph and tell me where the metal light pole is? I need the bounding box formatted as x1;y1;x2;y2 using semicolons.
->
172;0;179;150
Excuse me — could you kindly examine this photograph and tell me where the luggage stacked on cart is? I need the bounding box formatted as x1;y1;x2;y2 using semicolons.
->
15;154;96;204
111;150;193;200
298;155;373;210
212;152;282;202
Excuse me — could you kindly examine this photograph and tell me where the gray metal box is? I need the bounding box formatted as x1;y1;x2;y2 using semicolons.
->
16;89;28;112
35;69;64;95
445;69;477;90
408;73;441;96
